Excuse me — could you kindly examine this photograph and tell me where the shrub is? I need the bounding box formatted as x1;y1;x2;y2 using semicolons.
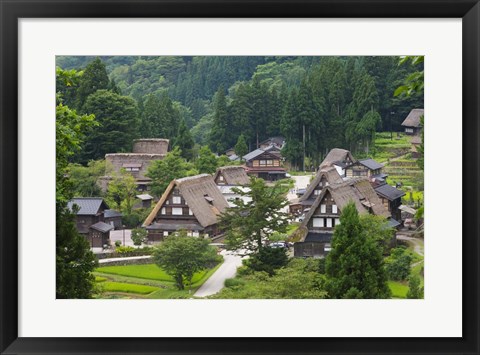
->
131;228;148;246
407;274;424;299
224;278;246;288
244;247;288;276
115;246;135;254
114;240;122;247
385;247;413;281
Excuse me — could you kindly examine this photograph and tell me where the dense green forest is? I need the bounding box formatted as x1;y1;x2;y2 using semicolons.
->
56;55;423;168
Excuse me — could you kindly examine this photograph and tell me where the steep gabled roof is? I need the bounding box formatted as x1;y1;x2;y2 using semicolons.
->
300;167;343;202
67;198;108;216
299;177;390;241
143;174;229;228
320;148;355;168
401;108;424;128
214;166;250;185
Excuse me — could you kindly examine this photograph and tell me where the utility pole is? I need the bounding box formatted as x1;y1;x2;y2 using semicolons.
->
390;111;395;140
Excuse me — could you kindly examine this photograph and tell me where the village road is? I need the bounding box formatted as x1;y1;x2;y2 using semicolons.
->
194;249;245;297
397;234;424;256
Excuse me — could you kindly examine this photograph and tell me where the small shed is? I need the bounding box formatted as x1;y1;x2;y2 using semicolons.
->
136;194;154;208
104;209;123;229
401;109;424;135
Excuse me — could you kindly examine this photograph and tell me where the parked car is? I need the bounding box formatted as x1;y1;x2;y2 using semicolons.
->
269;241;290;249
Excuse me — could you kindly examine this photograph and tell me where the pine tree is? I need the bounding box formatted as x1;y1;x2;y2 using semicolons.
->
325;203;391;299
173;119;195;161
76;57;110;110
234;134;248;162
209;86;231;153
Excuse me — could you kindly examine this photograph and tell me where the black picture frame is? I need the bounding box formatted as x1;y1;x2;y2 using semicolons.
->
1;1;478;354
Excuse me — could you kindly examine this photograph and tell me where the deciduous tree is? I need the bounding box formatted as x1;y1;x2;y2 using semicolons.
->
152;231;220;290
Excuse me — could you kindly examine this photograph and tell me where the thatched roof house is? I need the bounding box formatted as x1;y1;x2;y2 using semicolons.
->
401;109;424;135
214;166;250;186
319;148;355;177
294;177;390;258
143;174;229;242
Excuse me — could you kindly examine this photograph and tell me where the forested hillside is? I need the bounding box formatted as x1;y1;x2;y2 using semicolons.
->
56;55;423;168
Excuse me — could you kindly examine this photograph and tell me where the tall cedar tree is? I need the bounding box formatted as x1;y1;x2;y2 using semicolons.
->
75;57;110;111
56;103;98;299
79;90;138;162
209;86;231;153
146;147;198;197
325;203;391;299
152;231;220;290
234;134;248;161
172;118;195;161
220;177;290;255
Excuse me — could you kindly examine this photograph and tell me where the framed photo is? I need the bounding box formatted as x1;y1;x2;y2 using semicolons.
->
1;0;479;354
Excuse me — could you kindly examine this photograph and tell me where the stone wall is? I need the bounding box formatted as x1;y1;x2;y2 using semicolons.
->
133;139;169;154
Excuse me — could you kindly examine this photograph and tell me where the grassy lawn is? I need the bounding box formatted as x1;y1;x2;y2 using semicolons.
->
101;281;159;295
96;264;208;284
388;281;409;299
93;261;223;299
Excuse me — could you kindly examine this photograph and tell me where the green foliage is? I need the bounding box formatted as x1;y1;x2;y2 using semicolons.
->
146;147;198;197
234;134;248;161
80;89;139;162
325;203;391;299
139;92;181;140
152;231;220;290
212;258;327;299
244;247;288;276
56;101;98;299
209;86;232;153
102;281;158;295
131;228;148;246
387;281;409;298
76;57;110;110
56;67;83;107
172;118;195;160
115;246;135;254
122;208;152;229
406;274;424;299
67;159;110;197
220;177;290;254
105;169;137;215
195;145;217;174
384;247;413;281
114;240;122;247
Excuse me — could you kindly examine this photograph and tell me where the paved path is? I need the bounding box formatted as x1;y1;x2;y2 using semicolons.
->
397;234;424;256
194;250;245;297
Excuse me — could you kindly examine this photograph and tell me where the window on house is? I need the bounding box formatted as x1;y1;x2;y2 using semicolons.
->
189;208;193;215
320;204;326;213
332;205;338;214
161;207;166;215
313;218;324;227
173;196;181;204
163;231;169;237
172;207;183;215
219;175;224;181
326;218;333;228
314;189;321;195
193;231;200;237
187;231;193;237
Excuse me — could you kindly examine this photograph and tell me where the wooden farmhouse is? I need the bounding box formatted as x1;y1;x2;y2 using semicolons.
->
243;146;287;181
214;166;250;186
258;136;285;150
142;174;229;242
401;108;424;135
319;148;355;177
67;197;115;248
99;138;169;192
374;183;405;222
104;209;123;230
345;158;388;185
293;178;391;258
290;166;343;215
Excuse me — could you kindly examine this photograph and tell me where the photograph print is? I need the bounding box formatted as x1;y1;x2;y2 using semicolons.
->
56;55;424;300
